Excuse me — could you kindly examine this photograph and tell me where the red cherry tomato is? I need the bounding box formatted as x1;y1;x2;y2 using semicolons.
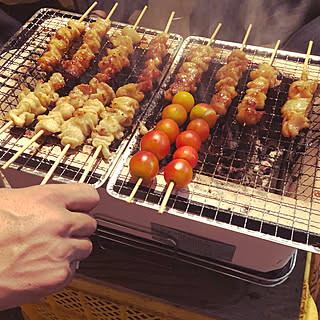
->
187;118;210;142
155;118;180;144
176;130;201;151
140;130;170;160
162;103;188;126
129;151;159;182
164;159;193;189
173;146;198;168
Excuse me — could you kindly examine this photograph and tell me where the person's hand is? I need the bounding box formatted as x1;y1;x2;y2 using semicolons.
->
0;183;99;310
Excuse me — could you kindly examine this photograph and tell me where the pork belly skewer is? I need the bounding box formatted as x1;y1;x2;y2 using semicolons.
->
164;23;221;102
0;73;65;137
2;78;115;170
78;12;175;183
209;24;252;118
281;41;317;138
62;2;119;78
236;40;282;125
94;6;147;83
37;2;97;72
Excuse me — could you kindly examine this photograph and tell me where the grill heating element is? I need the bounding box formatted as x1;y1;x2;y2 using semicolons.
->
107;36;320;253
0;8;183;187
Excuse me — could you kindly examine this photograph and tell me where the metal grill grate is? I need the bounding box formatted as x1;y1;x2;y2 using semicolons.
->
0;8;183;187
107;36;320;252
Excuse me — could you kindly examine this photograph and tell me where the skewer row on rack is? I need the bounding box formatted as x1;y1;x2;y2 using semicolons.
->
0;10;175;185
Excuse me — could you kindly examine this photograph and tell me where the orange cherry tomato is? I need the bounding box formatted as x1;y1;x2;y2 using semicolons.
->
176;130;202;151
190;103;217;128
164;159;193;189
140;130;170;160
173;146;198;168
129;151;159;182
162;103;188;126
187;118;210;142
155;118;180;144
172;91;195;113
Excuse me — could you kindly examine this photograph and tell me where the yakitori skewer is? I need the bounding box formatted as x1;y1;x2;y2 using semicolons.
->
62;2;118;78
208;24;252;118
94;6;147;83
79;11;175;184
164;22;221;101
0;72;65;137
38;1;97;72
236;39;281;125
281;40;317;137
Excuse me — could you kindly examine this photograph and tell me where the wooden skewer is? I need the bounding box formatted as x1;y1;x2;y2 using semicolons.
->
106;2;118;21
40;144;70;185
133;5;147;29
268;40;280;66
127;177;143;203
0;120;13;135
207;23;222;46
79;1;97;22
2;129;45;170
78;145;102;183
302;40;313;80
240;24;252;51
164;11;175;34
158;181;175;214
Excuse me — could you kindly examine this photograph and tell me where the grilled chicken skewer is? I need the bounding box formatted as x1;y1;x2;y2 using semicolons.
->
281;41;317;138
62;3;118;78
2;78;115;170
209;24;252;118
236;40;281;125
164;23;221;102
37;2;97;72
0;73;65;136
94;6;146;83
115;12;178;103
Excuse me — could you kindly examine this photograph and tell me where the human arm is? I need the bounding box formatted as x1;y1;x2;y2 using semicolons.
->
0;183;99;310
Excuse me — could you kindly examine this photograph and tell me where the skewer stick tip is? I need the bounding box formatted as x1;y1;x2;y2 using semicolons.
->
164;11;175;34
127;177;143;203
302;40;313;79
268;40;280;66
158;181;175;214
78;145;102;184
0;120;14;135
240;23;252;51
133;5;148;29
207;22;222;46
79;1;98;22
106;2;119;21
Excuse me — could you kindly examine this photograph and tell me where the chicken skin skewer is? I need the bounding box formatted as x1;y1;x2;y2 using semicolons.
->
5;73;65;129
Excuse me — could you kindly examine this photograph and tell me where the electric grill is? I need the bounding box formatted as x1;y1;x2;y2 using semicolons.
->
0;9;318;287
104;36;320;285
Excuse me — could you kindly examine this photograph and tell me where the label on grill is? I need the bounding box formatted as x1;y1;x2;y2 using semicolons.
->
151;223;235;262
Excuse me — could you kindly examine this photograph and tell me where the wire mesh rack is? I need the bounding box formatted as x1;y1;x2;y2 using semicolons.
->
0;8;183;187
107;36;320;253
